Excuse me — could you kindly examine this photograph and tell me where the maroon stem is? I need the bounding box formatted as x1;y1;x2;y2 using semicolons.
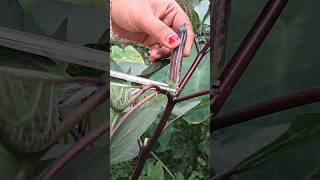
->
174;89;210;103
175;41;210;97
131;98;175;180
211;86;320;131
211;0;231;73
38;120;110;180
212;0;288;114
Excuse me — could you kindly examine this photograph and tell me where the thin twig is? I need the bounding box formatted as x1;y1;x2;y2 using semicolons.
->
212;0;288;114
211;86;320;131
38;120;109;180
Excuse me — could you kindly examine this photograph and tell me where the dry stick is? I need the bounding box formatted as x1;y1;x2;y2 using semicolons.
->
54;85;108;142
211;86;320;131
38;120;110;180
211;0;288;115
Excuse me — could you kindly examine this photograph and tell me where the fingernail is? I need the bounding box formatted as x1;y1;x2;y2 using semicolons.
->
168;34;179;45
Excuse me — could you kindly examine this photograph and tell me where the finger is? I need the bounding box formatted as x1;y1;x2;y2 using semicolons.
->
149;44;172;63
138;10;181;49
112;22;147;43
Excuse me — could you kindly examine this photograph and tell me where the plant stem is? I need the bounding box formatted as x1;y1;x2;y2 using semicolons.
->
54;85;107;143
211;0;231;80
211;86;320;131
212;0;288;114
174;89;210;103
131;99;175;180
175;41;210;97
38;120;109;180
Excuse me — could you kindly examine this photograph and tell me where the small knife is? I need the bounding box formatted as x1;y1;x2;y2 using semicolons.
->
110;70;176;92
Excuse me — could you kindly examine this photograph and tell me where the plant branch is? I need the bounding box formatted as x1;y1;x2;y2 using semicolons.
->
211;0;231;79
211;86;320;131
175;41;210;97
131;98;175;180
38;120;109;180
174;89;210;103
212;0;288;114
54;85;108;142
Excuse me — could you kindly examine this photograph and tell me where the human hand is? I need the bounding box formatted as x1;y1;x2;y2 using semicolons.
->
111;0;195;63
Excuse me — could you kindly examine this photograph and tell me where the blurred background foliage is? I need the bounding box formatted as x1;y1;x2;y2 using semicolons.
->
212;0;320;179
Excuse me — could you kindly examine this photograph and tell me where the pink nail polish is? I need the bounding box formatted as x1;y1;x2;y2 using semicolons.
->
168;34;179;45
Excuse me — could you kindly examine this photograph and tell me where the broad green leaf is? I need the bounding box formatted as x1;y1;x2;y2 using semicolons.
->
0;66;60;153
139;59;170;78
173;101;201;117
174;171;185;180
211;124;289;173
139;161;165;180
111;45;145;65
304;167;320;180
183;97;210;124
31;1;107;44
0;0;24;30
0;145;20;180
119;62;148;76
51;18;68;41
35;145;109;180
111;95;166;164
176;0;201;32
111;142;139;165
226;113;320;176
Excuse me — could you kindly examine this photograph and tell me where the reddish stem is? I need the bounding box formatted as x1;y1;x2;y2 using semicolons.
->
131;98;175;180
174;89;210;103
211;86;320;131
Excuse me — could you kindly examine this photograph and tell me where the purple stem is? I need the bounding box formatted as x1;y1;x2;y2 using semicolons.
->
131;98;175;180
212;0;288;114
211;86;320;131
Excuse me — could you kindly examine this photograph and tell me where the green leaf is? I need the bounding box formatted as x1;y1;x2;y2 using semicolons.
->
139;161;165;180
0;66;60;153
304;167;320;180
176;0;201;32
174;171;185;180
35;145;109;180
111;142;139;165
31;1;107;44
183;97;210;124
111;45;145;65
119;62;148;76
51;18;68;41
211;124;289;173
233;113;320;174
140;60;170;78
111;95;166;164
0;0;24;30
0;144;20;180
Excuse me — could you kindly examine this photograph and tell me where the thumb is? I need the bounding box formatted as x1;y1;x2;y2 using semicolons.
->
139;13;180;49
